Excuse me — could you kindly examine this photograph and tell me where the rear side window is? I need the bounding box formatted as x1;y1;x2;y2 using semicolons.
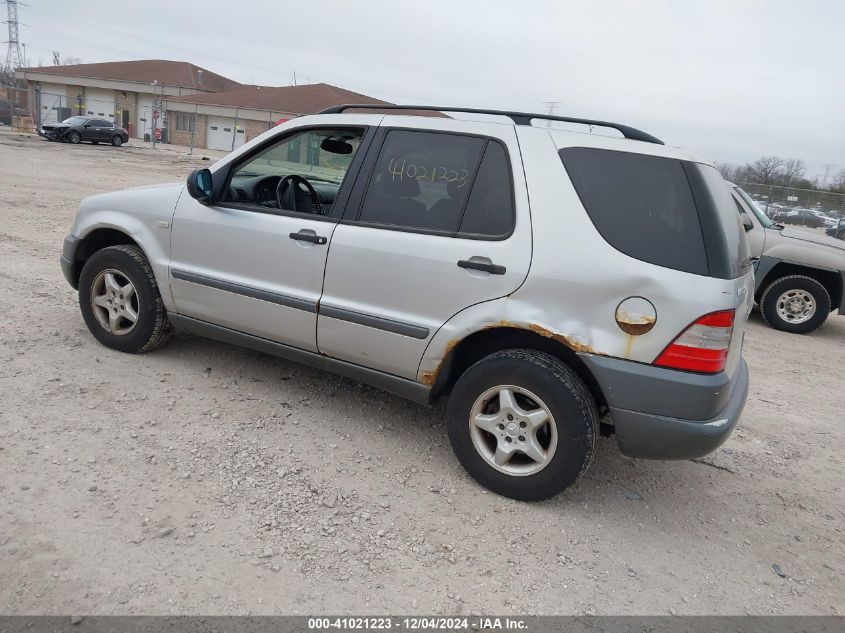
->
459;141;514;237
560;147;708;276
357;130;515;238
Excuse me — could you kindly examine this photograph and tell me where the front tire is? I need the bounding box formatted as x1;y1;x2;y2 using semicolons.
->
66;130;80;144
447;349;599;501
760;275;830;334
78;245;171;353
111;135;123;147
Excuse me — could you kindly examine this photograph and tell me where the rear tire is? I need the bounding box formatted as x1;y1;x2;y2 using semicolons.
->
447;349;599;501
78;245;171;353
760;275;830;334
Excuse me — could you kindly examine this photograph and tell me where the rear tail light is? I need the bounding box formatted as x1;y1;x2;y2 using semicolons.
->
654;310;735;374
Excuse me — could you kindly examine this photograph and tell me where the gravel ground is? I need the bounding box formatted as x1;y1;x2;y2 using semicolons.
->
1;128;843;616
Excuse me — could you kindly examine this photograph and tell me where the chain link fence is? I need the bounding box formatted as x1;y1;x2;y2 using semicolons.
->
733;182;845;239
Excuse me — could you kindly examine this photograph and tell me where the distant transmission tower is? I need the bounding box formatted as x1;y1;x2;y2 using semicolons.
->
542;101;562;127
3;0;25;82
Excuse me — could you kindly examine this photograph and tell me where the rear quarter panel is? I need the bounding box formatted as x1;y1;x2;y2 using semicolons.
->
418;128;754;382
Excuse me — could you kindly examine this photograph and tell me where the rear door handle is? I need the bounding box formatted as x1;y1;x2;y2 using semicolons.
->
289;231;327;245
458;259;506;275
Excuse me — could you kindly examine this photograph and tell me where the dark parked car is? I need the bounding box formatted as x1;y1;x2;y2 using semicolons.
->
826;219;845;240
0;99;30;125
779;209;826;228
41;116;129;147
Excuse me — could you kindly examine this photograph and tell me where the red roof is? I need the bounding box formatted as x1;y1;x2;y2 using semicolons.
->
18;59;240;92
167;83;391;114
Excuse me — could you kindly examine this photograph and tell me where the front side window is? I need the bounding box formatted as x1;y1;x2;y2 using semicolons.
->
224;127;364;215
357;130;515;237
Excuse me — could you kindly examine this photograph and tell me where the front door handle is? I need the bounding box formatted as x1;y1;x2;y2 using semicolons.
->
458;259;506;275
289;231;327;245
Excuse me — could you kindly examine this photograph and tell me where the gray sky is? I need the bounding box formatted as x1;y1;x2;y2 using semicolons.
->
16;0;844;181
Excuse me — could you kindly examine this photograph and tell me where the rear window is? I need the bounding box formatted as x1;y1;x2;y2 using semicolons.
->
560;148;750;279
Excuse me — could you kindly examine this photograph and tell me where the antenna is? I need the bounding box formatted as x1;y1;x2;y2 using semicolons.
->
3;0;25;83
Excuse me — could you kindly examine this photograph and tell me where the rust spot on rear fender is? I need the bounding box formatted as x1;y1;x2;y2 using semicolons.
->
488;321;601;355
420;322;602;387
420;337;460;386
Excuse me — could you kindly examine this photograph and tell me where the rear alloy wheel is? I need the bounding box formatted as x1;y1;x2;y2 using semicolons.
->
66;130;80;144
447;349;598;501
111;135;123;147
760;275;830;334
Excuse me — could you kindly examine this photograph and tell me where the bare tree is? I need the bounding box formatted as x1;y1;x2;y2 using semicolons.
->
746;156;785;185
780;158;806;187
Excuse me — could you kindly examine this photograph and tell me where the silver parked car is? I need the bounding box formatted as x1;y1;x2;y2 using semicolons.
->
731;183;845;334
61;105;754;500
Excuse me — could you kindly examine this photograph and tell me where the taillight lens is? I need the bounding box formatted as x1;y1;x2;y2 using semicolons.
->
654;310;735;374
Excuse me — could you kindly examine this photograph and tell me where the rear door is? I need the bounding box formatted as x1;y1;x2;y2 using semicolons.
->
317;118;532;379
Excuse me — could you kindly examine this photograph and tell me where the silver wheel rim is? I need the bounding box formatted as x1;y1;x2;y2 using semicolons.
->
90;269;139;335
776;289;816;325
468;385;558;477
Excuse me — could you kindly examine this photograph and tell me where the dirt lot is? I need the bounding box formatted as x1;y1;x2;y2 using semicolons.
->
1;128;843;616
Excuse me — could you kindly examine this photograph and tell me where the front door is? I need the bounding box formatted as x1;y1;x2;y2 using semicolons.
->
317;119;532;379
170;125;371;352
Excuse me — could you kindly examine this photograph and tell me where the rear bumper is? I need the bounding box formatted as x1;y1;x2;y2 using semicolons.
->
580;354;749;459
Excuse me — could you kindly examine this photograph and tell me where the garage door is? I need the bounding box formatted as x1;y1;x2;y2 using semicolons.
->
206;116;246;152
84;88;115;121
38;82;68;126
136;96;154;140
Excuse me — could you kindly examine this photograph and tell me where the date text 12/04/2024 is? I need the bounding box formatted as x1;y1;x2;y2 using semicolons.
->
307;617;528;630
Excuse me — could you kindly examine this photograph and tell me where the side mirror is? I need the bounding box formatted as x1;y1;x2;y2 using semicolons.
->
741;214;754;232
83;123;91;128
186;168;214;204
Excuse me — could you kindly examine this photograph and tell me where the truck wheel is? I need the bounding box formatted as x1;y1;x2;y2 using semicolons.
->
760;275;830;334
447;349;599;501
78;245;171;353
66;130;80;144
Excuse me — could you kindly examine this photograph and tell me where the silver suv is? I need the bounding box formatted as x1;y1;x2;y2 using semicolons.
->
60;105;754;500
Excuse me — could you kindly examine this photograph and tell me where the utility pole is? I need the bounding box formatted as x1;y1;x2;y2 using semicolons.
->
3;0;25;84
821;163;834;188
542;101;562;128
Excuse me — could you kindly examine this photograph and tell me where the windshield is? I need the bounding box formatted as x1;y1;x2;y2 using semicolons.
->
735;186;775;228
62;116;88;125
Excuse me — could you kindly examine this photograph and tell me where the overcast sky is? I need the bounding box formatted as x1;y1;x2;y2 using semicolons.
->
16;0;844;181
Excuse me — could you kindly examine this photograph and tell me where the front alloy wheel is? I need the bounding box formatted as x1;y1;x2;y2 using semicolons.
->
90;269;139;335
66;130;80;144
78;245;171;353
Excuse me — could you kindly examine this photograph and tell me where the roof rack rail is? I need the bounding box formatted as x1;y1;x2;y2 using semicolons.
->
317;104;664;145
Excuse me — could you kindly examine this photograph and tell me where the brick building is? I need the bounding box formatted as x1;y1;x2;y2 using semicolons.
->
14;59;241;141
